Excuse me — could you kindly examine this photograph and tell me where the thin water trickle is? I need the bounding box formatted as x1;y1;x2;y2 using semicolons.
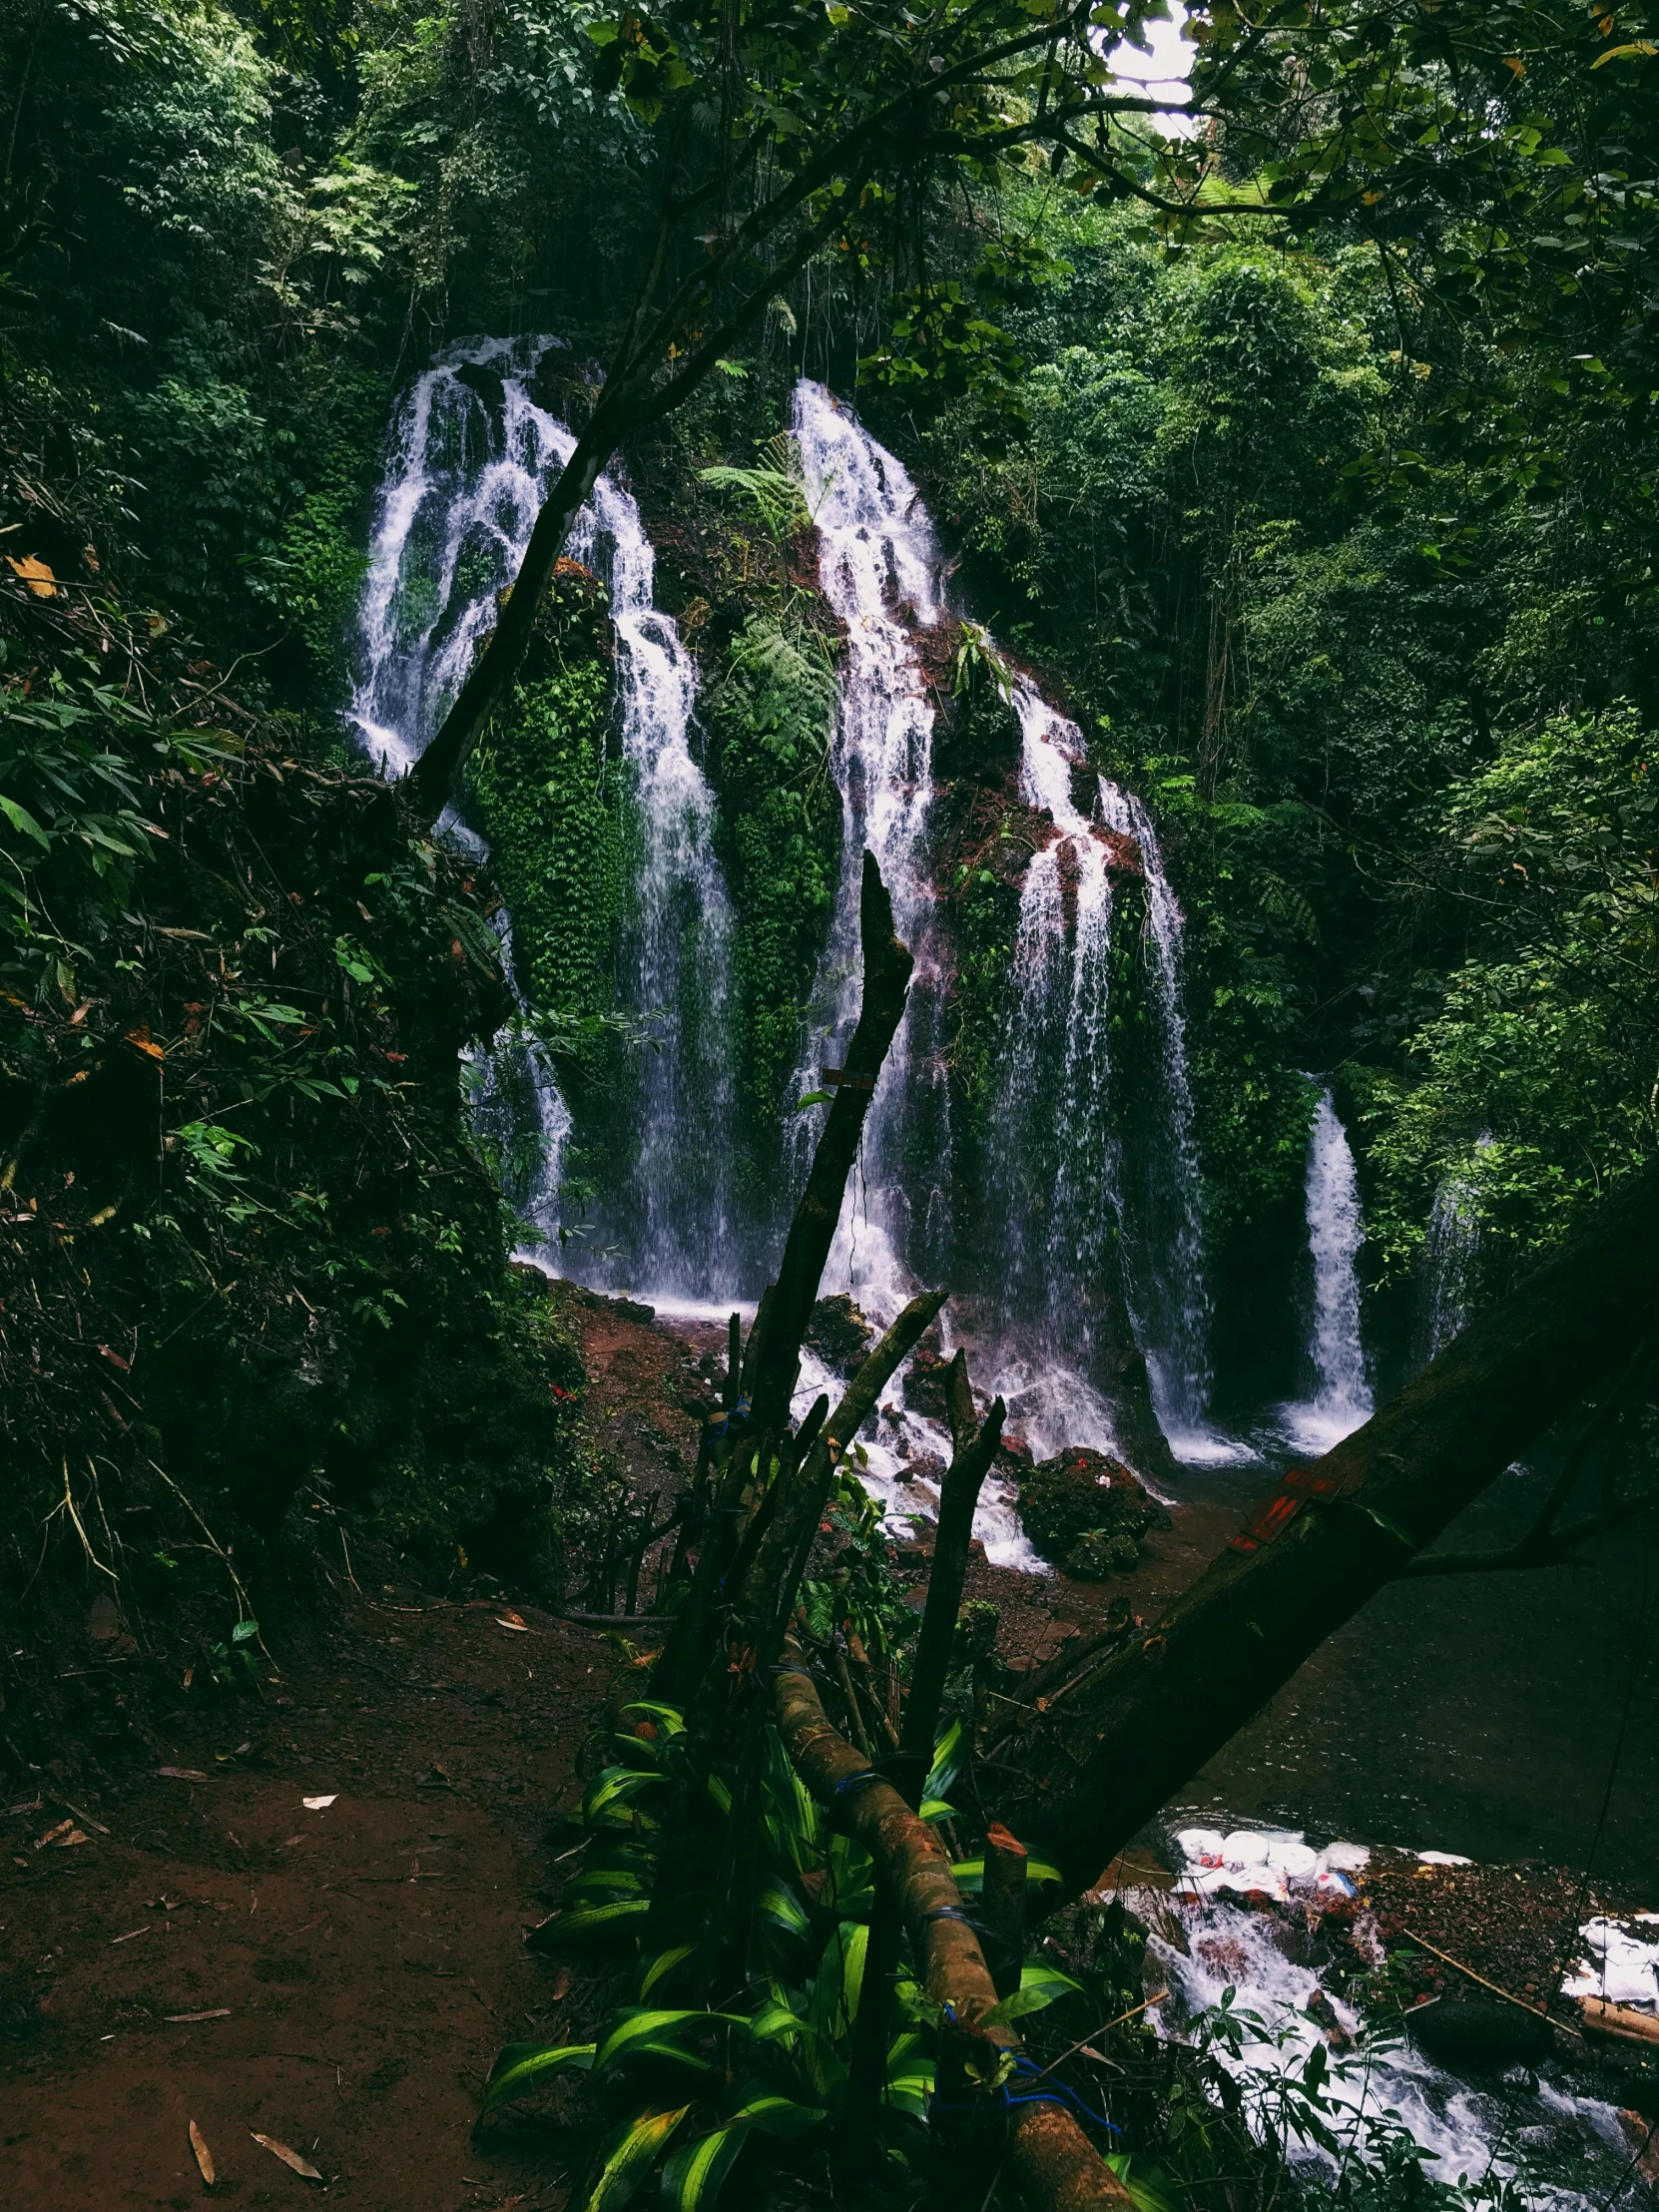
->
1278;1088;1373;1453
1417;1136;1490;1367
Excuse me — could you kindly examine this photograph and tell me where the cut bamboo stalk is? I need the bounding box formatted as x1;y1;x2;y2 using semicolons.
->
981;1824;1029;1999
773;1646;1131;2211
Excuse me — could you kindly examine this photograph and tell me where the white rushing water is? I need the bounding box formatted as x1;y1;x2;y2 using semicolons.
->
1136;1827;1630;2207
348;334;736;1291
789;383;1226;1466
788;378;950;1314
1279;1088;1373;1454
354;356;1230;1470
1096;778;1218;1453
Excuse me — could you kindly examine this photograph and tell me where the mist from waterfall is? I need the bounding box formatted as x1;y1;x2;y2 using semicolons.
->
1279;1088;1373;1453
347;334;736;1294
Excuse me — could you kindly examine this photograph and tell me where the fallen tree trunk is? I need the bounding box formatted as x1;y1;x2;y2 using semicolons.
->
773;1644;1132;2212
994;1164;1659;1902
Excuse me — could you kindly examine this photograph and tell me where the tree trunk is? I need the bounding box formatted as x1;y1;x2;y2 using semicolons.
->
747;850;914;1434
993;1164;1659;1902
404;415;623;818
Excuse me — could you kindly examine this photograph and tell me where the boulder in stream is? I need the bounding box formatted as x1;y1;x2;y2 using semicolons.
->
806;1294;874;1377
1018;1446;1168;1578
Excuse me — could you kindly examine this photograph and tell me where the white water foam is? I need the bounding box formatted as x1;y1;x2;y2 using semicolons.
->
1136;1827;1628;2203
1277;1088;1374;1455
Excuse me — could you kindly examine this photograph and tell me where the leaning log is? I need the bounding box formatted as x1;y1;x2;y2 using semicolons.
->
994;1164;1659;1902
773;1645;1132;2212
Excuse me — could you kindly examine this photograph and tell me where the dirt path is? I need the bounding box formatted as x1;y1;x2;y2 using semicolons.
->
1;1594;615;2211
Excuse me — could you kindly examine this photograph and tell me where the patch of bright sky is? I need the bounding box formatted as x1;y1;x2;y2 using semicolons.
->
1108;5;1200;139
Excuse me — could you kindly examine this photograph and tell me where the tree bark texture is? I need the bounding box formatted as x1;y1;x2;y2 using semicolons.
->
747;851;914;1435
995;1164;1659;1902
772;1646;1132;2212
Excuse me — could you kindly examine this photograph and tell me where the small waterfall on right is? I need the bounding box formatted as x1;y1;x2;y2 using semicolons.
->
1416;1137;1490;1366
1280;1087;1373;1452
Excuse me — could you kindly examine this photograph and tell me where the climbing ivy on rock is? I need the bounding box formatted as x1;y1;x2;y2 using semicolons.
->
465;567;630;1209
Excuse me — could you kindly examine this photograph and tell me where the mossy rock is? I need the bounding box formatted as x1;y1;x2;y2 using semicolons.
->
806;1293;875;1377
1018;1446;1167;1579
902;1346;954;1421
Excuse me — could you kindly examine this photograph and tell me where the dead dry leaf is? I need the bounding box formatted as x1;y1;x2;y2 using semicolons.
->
251;2131;323;2181
34;1819;73;1850
158;1767;211;1782
166;2008;232;2023
300;1794;337;1811
495;1611;528;1632
5;555;58;598
189;2119;216;2185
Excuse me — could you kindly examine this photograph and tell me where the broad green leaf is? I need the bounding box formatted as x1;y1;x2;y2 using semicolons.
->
480;2038;596;2111
807;1922;867;2047
640;1945;696;2001
950;1851;1062;1892
586;2103;691;2212
755;1880;811;1939
595;2008;748;2072
618;1700;688;1736
1106;2155;1183;2212
560;1898;653;1935
917;1799;955;1822
922;1719;964;1805
661;2123;747;2212
0;795;50;846
983;1961;1084;2024
570;1869;648;1897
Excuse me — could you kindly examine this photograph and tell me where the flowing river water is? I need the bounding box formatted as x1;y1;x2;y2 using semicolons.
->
348;346;1658;2192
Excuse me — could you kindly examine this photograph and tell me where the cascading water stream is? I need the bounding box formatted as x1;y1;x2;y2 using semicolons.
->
788;378;1223;1462
1095;781;1216;1447
1279;1087;1373;1452
347;334;736;1292
788;378;950;1310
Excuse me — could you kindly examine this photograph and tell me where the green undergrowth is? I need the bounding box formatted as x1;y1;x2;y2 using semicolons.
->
0;448;607;1774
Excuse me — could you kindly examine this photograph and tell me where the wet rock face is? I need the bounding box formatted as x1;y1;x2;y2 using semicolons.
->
901;1346;954;1420
1017;1446;1168;1578
806;1293;875;1377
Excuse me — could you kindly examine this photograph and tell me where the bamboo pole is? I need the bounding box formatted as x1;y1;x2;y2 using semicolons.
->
773;1648;1132;2211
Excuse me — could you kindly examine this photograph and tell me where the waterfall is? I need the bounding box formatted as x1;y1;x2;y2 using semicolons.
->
1416;1138;1489;1366
786;380;1222;1460
978;688;1122;1456
1095;780;1216;1446
984;692;1227;1458
1280;1088;1372;1452
347;334;736;1292
787;379;950;1311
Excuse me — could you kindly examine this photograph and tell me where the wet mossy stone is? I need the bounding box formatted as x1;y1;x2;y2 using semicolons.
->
1018;1446;1167;1578
806;1293;874;1377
